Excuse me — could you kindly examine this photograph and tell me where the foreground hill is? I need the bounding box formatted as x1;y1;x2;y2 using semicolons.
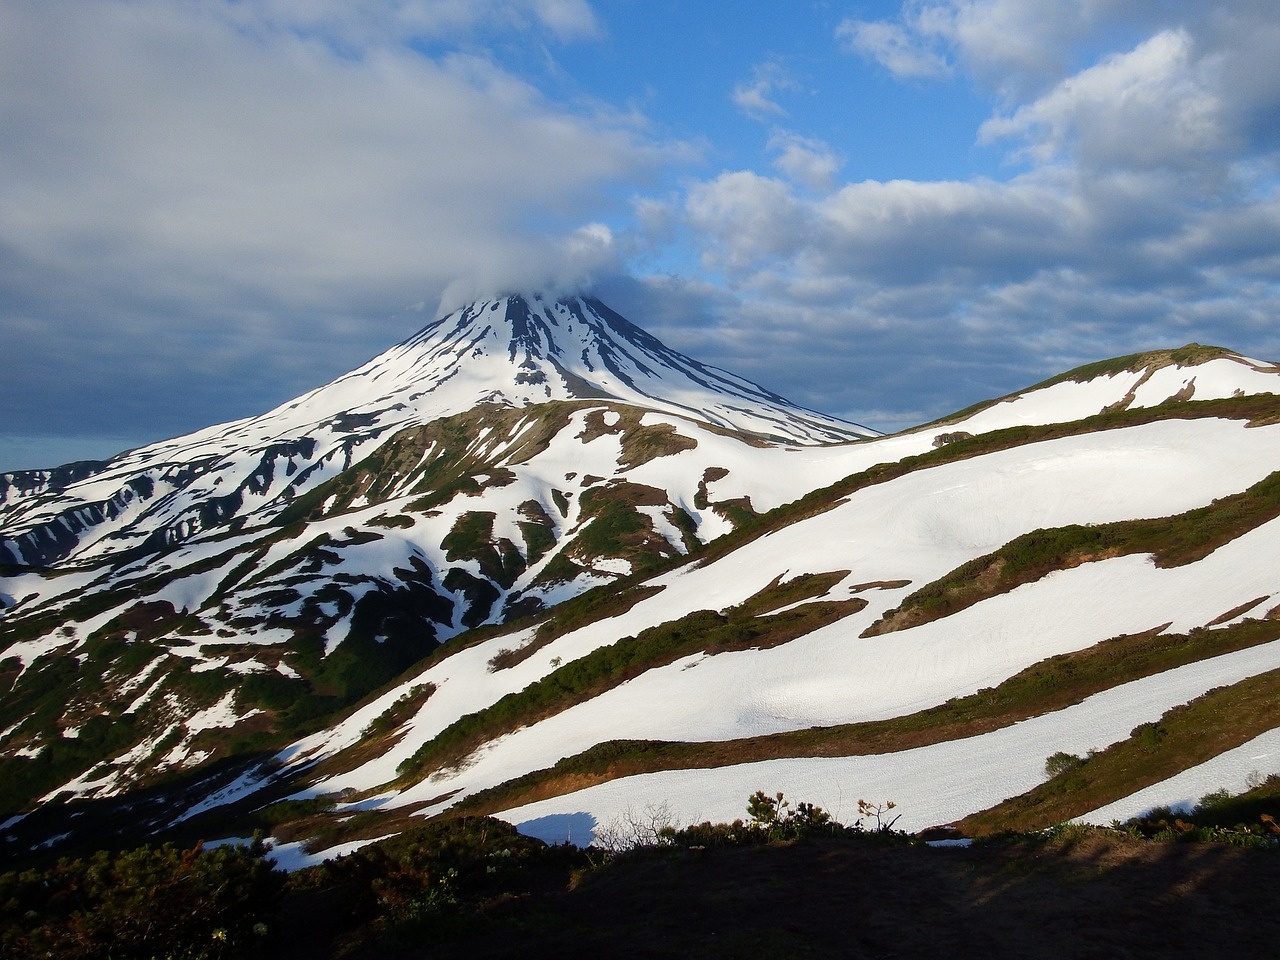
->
176;346;1280;860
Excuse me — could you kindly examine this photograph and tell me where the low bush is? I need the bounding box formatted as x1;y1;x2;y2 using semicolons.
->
1045;751;1087;778
0;836;283;959
1118;773;1280;847
293;816;582;948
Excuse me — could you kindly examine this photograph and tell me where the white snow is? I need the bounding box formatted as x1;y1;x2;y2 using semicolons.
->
497;640;1280;844
8;308;1280;850
275;414;1280;834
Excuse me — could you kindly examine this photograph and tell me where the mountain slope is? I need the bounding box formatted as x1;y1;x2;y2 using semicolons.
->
140;347;1280;858
0;295;886;821
3;324;1279;857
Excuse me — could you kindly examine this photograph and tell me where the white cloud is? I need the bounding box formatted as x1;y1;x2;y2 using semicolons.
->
221;0;601;47
835;18;951;80
0;0;673;451
731;62;800;120
835;1;1229;99
685;172;812;273
675;0;1280;426
979;30;1225;172
767;132;841;192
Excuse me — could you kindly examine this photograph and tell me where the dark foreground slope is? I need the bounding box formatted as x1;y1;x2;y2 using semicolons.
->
278;830;1279;960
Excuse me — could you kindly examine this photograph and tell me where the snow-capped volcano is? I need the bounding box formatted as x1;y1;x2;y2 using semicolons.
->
0;295;867;570
0;293;885;832
268;293;873;445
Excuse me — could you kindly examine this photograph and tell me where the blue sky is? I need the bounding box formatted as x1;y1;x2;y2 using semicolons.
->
3;0;1279;469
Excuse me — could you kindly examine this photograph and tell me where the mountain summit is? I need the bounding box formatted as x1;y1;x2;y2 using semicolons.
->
0;294;867;570
290;293;875;444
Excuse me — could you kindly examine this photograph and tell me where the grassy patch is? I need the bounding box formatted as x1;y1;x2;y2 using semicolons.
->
1117;773;1280;844
487;584;664;672
363;682;438;737
398;574;864;782
682;393;1280;581
368;513;415;529
442;511;522;588
957;666;1280;835
916;344;1244;432
516;499;556;567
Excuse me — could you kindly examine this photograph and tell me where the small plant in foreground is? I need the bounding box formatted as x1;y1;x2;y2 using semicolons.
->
745;790;840;840
857;799;902;833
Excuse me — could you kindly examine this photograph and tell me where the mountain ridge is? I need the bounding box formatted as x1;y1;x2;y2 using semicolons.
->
3;300;1280;862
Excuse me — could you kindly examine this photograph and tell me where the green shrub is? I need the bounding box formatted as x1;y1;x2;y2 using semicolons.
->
1045;751;1086;778
0;837;283;959
297;817;580;946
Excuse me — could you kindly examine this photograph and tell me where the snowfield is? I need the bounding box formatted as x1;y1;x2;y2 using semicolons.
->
497;640;1280;844
267;413;1280;842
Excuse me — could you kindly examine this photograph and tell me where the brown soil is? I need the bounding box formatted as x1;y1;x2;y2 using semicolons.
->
300;831;1280;960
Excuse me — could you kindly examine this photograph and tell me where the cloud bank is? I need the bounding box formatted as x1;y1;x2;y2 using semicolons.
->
2;0;1279;464
650;0;1280;430
0;0;665;457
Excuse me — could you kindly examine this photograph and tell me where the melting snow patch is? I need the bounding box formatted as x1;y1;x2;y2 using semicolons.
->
266;835;396;871
226;659;269;675
637;505;690;555
593;557;633;576
36;832;71;850
1078;726;1280;825
186;690;258;734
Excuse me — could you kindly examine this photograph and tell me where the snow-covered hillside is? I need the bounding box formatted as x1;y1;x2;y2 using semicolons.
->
3;322;1279;857
226;408;1280;844
160;347;1280;856
0;294;880;831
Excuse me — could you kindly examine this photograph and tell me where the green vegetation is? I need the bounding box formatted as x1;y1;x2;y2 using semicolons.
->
362;682;438;737
1044;750;1087;778
487;582;666;671
515;499;556;567
575;407;699;469
0;837;282;959
1039;343;1237;391
287;816;575;951
367;513;415;529
452;617;1280;818
916;344;1242;431
566;481;693;577
958;665;1280;835
4;787;1277;960
687;391;1280;577
442;511;523;587
1117;774;1280;845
